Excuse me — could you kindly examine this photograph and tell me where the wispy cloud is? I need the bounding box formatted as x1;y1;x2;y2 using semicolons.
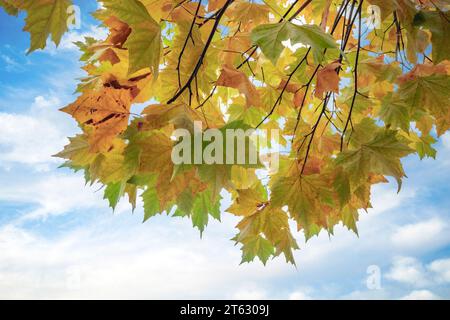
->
391;218;450;253
1;54;26;73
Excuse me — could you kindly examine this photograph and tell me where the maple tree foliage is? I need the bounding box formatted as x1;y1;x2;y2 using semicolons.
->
2;0;450;265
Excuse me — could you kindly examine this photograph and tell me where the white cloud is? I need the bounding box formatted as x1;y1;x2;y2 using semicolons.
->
288;290;312;300
386;257;430;287
391;218;450;253
0;174;104;221
0;95;74;169
0;97;448;298
438;132;450;167
0;214;297;299
442;132;450;150
0;121;447;299
366;184;416;217
44;25;108;54
387;256;450;292
0;176;449;298
232;288;268;300
0;177;416;299
342;289;390;300
401;290;441;300
428;258;450;283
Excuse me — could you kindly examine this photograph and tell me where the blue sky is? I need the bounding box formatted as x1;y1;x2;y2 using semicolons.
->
0;2;450;300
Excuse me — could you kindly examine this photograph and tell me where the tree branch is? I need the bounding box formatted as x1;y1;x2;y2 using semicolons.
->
167;0;234;105
340;1;363;150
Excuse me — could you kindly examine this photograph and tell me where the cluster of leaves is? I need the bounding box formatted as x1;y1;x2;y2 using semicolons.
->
2;0;449;265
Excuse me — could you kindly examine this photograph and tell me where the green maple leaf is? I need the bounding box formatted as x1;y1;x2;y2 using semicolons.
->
142;186;160;221
54;134;97;167
191;190;221;235
22;0;72;53
399;74;450;117
228;105;266;128
262;207;298;264
141;174;160;221
173;190;194;217
415;134;437;160
380;93;411;132
230;187;298;264
104;181;126;210
103;0;161;76
239;236;274;265
341;207;359;235
333;168;351;208
75;37;99;62
271;173;334;240
413;11;450;63
251;21;338;65
337;130;414;191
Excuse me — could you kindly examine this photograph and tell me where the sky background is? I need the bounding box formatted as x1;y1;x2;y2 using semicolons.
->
0;1;449;300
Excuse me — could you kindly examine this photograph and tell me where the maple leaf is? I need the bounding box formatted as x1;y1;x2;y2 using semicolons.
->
315;61;341;98
0;0;19;16
413;11;450;63
89;139;130;184
104;181;126;210
216;65;261;107
142;180;160;221
227;0;270;28
251;21;338;65
60;88;132;153
54;134;98;169
398;72;450;135
271;170;336;240
238;236;274;265
380;93;411;132
359;56;402;83
231;192;298;264
336;130;414;191
192;190;221;235
226;189;267;217
102;0;162;76
21;0;72;53
104;16;132;48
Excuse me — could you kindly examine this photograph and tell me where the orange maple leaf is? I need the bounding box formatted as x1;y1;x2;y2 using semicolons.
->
217;65;261;107
315;61;342;98
61;88;132;153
